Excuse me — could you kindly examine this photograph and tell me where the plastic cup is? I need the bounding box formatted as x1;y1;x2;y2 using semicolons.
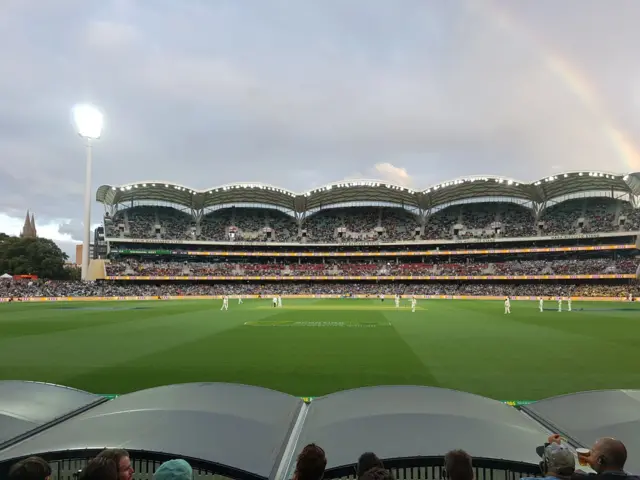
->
576;448;590;466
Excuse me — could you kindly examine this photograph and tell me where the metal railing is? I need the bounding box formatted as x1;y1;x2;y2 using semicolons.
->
0;449;258;480
323;457;541;480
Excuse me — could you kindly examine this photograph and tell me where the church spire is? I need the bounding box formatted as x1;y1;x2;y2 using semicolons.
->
30;213;36;237
20;210;36;238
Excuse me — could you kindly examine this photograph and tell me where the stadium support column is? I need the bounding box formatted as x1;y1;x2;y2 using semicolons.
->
82;138;93;281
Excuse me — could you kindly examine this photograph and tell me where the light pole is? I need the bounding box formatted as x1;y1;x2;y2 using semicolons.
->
72;104;104;281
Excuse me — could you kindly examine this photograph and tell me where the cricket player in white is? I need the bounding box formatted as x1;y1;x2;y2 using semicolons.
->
272;296;278;308
277;295;283;308
238;296;243;304
504;297;511;314
567;297;572;312
221;295;229;311
539;297;544;312
395;295;400;308
411;296;417;313
558;297;562;312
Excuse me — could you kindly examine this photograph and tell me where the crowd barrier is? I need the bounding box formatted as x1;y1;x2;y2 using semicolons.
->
1;295;634;302
105;274;637;281
113;243;636;257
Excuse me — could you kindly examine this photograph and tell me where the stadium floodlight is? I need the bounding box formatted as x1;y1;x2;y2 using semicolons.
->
73;104;104;140
72;103;104;282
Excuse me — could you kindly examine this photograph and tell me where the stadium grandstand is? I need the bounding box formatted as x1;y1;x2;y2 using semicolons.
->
97;171;640;243
80;170;640;299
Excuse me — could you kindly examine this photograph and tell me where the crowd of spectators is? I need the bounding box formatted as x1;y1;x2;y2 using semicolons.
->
105;258;638;277
104;199;639;244
2;279;637;299
6;435;638;480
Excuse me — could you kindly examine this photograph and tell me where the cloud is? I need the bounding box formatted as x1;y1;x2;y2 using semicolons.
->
84;20;139;50
372;163;413;187
0;0;639;244
57;219;85;242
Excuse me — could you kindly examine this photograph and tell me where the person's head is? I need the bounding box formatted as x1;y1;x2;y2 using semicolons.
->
79;457;118;480
356;452;384;477
293;444;327;480
359;467;395;480
589;438;627;473
540;443;575;478
153;459;193;480
8;457;52;480
96;449;133;480
443;450;473;480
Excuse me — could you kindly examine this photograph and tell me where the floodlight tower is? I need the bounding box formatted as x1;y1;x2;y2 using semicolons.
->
72;104;104;281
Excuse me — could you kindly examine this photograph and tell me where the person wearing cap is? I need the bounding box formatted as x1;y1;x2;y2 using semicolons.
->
153;459;193;480
520;442;575;480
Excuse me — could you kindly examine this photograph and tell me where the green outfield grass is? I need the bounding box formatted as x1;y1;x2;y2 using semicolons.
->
1;298;639;400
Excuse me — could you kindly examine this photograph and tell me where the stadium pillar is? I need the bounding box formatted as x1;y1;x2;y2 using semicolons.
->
81;139;93;281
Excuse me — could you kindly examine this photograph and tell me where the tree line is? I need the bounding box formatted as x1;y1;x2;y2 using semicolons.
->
0;233;78;280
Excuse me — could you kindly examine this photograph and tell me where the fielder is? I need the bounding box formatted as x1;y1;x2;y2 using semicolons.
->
504;297;511;314
411;296;417;313
539;297;544;313
221;295;229;311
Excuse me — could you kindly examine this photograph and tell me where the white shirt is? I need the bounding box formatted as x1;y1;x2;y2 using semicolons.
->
505;299;510;306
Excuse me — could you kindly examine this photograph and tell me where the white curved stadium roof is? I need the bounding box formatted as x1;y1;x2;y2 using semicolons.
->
96;171;640;212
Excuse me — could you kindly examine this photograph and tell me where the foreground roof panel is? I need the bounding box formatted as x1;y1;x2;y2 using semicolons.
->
523;390;640;473
0;383;303;478
295;386;545;469
0;381;102;446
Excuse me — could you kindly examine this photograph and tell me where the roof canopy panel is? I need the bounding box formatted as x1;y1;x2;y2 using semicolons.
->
422;176;535;206
523;390;640;473
302;181;419;210
296;386;546;469
97;172;640;213
202;183;297;210
0;383;303;478
532;171;632;202
0;381;101;446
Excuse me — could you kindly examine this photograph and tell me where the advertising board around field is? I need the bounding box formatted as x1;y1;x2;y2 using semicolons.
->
104;274;636;281
0;295;633;302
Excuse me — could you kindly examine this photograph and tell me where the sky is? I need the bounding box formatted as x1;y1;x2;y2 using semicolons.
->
1;0;640;258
